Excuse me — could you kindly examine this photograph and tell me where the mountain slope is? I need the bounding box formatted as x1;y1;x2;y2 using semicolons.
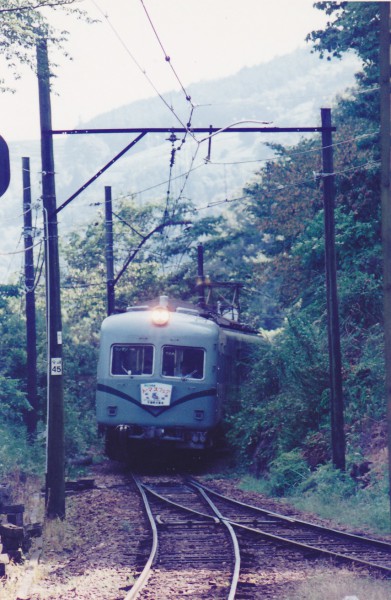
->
1;47;360;280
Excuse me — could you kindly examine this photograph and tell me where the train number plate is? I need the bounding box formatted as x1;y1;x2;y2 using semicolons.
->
141;383;172;406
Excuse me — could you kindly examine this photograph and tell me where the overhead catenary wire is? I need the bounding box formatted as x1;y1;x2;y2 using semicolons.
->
206;131;380;167
124;129;378;199
139;0;194;108
90;0;201;218
1;201;42;223
0;238;43;256
138;0;199;182
168;143;201;220
90;0;198;138
196;159;381;211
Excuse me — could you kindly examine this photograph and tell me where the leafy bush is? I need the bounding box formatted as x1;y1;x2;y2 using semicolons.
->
266;450;310;496
0;422;45;479
293;463;390;534
225;316;331;473
241;461;390;534
0;376;30;423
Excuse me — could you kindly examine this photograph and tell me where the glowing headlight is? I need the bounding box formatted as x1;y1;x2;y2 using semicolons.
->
151;306;170;326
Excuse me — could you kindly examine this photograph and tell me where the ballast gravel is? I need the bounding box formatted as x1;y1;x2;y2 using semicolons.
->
3;459;391;600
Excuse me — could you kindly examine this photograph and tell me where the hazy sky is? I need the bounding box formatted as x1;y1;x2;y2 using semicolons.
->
0;0;329;141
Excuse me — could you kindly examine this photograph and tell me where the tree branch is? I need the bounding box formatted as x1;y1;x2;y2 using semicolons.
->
0;1;77;13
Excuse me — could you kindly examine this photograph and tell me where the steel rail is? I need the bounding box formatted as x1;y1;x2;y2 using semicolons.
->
188;479;391;574
190;483;241;600
140;482;219;523
188;479;391;551
142;480;241;599
125;476;159;600
228;519;391;575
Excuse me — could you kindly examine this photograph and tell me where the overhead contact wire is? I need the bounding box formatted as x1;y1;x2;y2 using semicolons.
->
91;0;196;136
139;0;194;108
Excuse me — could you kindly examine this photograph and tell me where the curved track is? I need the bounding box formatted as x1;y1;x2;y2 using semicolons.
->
125;475;391;599
127;476;236;599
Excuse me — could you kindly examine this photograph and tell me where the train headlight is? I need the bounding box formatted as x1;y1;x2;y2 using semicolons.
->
151;306;170;326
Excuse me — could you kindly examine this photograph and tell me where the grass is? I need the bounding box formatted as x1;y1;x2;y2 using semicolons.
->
239;460;391;536
287;567;391;600
290;484;390;535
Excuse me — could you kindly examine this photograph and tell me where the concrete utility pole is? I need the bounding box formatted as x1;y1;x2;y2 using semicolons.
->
22;157;38;436
379;1;391;521
37;37;65;519
321;108;345;471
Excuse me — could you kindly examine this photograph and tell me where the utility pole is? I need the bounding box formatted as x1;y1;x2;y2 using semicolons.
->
321;108;345;471
197;244;206;308
105;186;115;315
379;1;391;520
37;36;65;519
22;157;38;437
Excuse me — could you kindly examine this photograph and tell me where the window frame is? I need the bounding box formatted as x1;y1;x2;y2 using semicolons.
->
110;343;154;377
161;344;205;380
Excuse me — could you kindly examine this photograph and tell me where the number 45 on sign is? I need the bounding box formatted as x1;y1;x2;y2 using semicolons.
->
51;358;63;376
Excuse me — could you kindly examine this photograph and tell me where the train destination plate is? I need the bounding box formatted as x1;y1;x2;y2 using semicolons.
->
141;383;172;406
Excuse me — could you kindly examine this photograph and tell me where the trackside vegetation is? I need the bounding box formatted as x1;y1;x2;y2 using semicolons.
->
0;2;389;534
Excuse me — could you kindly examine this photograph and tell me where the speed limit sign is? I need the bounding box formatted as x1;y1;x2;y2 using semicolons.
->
51;358;63;376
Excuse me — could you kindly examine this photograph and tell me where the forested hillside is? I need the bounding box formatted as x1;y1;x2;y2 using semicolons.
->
0;1;388;532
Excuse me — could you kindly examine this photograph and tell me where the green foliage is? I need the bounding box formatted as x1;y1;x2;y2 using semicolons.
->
223;0;384;490
265;450;311;496
226;317;331;473
0;294;46;476
307;2;380;121
0;421;45;478
308;2;379;70
343;324;385;423
298;462;357;498
295;462;390;533
242;462;390;534
0;2;385;525
62;320;100;459
0;375;30;421
225;339;280;470
0;1;92;92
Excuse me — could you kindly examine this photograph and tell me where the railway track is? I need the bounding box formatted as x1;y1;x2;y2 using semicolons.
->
128;476;234;598
126;475;391;599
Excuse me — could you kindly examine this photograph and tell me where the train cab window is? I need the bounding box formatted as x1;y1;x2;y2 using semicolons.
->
111;344;153;376
162;346;204;379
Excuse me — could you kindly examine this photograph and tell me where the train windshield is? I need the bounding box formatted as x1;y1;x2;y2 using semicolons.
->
111;344;154;376
162;346;204;379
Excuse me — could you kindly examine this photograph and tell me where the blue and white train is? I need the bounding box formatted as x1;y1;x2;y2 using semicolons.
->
96;295;261;459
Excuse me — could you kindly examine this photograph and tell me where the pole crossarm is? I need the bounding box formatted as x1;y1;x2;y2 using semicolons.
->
49;126;336;135
53;124;335;215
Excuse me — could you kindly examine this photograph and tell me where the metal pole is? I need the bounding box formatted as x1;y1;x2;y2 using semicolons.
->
321;107;345;471
37;36;65;519
379;1;391;521
105;186;115;315
22;157;38;437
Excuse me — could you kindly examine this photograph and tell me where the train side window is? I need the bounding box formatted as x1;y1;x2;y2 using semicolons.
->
111;344;154;376
162;346;204;379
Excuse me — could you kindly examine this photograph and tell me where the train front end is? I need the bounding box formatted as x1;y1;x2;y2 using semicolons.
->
96;297;221;457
